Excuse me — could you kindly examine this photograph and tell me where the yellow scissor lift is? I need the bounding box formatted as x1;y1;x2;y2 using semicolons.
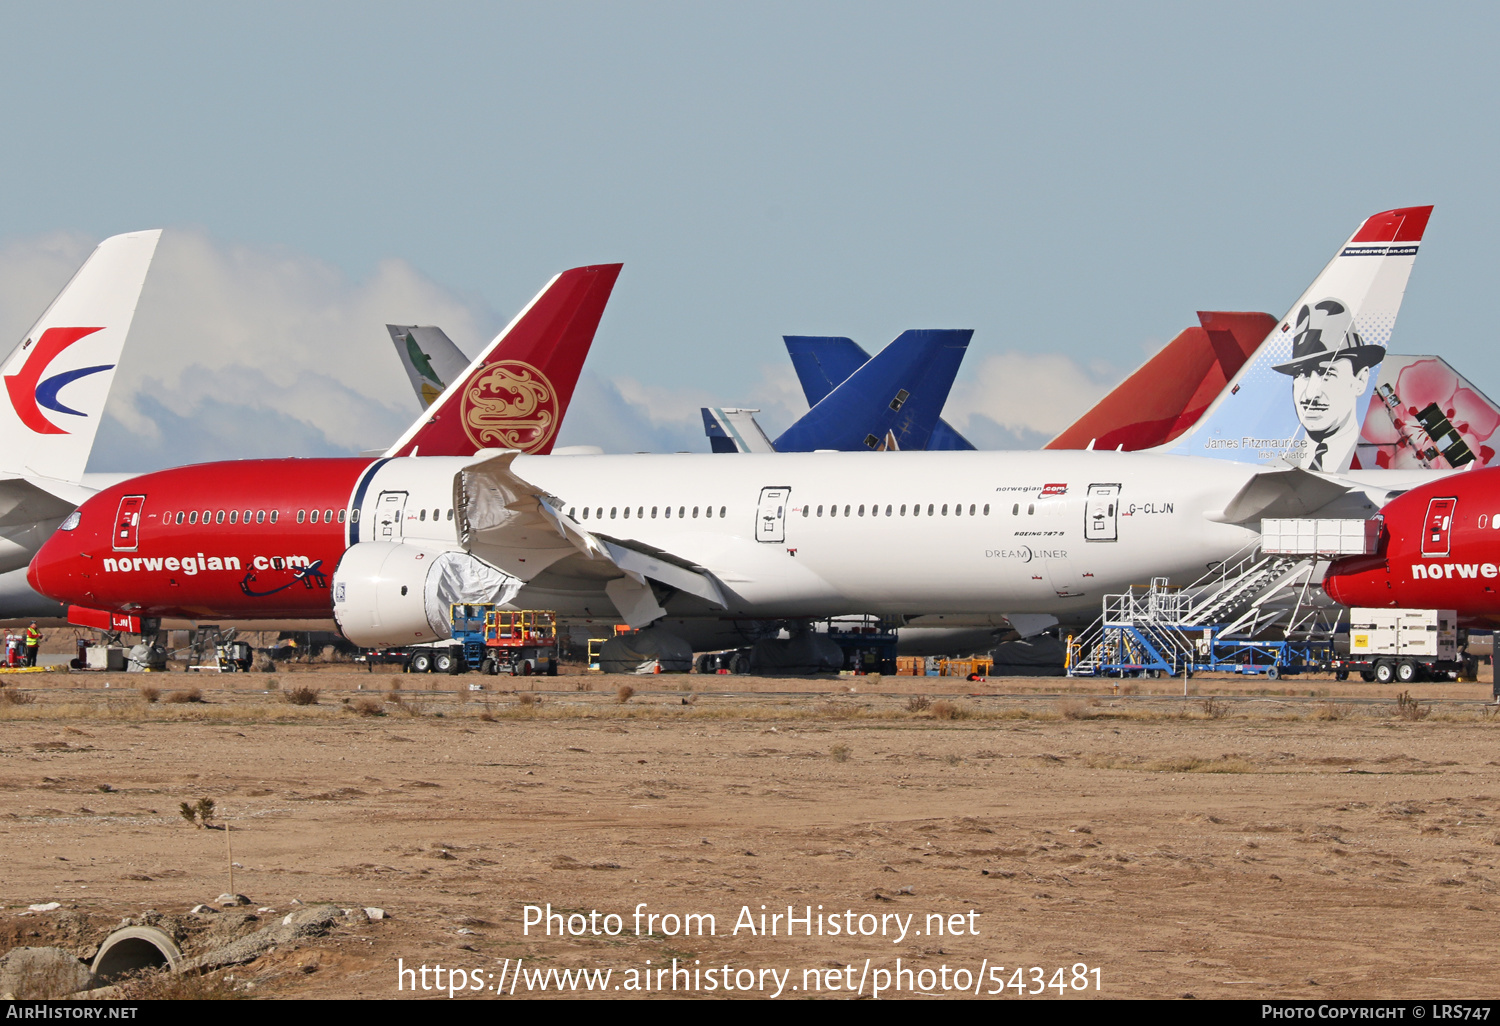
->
448;605;559;676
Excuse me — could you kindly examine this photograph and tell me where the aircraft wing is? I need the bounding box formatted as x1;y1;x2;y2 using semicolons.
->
0;475;98;574
455;450;728;626
386;325;470;410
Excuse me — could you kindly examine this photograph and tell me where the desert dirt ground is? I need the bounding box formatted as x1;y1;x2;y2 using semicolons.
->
2;663;1499;1000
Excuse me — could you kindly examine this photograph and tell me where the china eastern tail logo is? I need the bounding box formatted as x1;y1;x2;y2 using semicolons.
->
4;327;111;435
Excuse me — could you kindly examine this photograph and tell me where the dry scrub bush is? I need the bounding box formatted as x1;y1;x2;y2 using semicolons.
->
476;705;497;722
284;686;320;706
139;686;160;703
1395;691;1430;721
1;687;35;705
905;695;932;713
517;692;538;707
575;680;593;691
931;700;970;720
166;688;203;704
1201;697;1227;719
350;697;385;717
815;701;856;719
1315;701;1343;721
830;743;852;763
616;685;636;704
1058;698;1091;720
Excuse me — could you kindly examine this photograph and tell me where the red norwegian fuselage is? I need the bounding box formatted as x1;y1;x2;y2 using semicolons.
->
1323;467;1500;626
28;458;374;620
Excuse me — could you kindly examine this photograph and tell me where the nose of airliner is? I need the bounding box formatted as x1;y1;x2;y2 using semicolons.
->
28;529;70;602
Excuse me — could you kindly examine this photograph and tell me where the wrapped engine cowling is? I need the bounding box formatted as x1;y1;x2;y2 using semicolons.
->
331;542;522;648
599;628;693;674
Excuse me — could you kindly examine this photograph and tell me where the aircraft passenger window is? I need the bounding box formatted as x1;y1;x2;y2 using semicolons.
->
243;510;252;523
582;508;589;519
830;505;837;518
706;506;713;518
595;508;603;519
297;510;306;523
693;507;699;518
942;504;949;516
175;512;184;525
611;508;617;519
719;506;726;518
1012;504;1019;515
842;505;850;517
912;504;920;516
801;506;808;517
983;504;990;515
970;504;976;516
664;507;671;518
420;509;427;522
927;504;934;516
638;507;644;518
310;509;319;524
216;511;225;525
954;504;961;517
326;509;333;522
229;511;239;524
350;509;359;523
678;507;685;518
446;509;453;521
189;512;198;525
623;507;631;519
651;507;658;518
816;505;823;517
1028;504;1035;515
885;505;892;516
900;504;907;516
858;505;865;517
256;510;266;524
270;510;278;524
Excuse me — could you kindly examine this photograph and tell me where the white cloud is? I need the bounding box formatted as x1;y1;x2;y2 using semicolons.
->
0;228;1136;471
941;350;1123;447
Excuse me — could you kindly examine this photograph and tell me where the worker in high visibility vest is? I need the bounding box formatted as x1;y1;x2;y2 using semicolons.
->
23;622;40;667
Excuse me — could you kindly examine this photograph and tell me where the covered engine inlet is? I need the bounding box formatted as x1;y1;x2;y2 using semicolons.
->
330;542;522;648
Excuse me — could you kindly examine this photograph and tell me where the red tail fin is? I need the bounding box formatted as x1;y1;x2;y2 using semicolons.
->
1045;311;1275;451
385;263;622;457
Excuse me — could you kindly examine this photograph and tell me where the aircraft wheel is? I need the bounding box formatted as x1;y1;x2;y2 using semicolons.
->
1396;659;1421;684
410;651;434;674
1373;660;1396;684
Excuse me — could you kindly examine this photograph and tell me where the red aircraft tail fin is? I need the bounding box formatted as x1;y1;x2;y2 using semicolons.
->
385;263;622;457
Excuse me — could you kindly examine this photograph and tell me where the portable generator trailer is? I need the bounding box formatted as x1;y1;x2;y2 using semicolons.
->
1331;608;1466;683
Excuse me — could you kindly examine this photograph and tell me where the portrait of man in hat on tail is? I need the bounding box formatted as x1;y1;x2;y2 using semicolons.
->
1273;298;1385;471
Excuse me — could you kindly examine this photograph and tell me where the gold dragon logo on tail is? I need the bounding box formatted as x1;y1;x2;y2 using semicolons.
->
459;360;559;453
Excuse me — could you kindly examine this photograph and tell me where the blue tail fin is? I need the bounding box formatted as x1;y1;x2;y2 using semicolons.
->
784;336;871;406
774;329;973;452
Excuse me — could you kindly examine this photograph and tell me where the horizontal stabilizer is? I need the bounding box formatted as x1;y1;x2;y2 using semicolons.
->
1209;467;1353;524
702;407;776;453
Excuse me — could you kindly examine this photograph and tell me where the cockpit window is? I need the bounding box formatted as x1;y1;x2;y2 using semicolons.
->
59;511;81;532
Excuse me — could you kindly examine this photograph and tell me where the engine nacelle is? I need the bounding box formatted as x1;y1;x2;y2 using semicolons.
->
331;542;525;648
331;542;451;648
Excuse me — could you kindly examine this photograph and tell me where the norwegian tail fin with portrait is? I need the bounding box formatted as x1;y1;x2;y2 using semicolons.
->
1157;206;1431;473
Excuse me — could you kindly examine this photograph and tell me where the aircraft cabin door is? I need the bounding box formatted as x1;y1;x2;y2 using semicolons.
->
1422;496;1457;557
1085;483;1120;542
755;486;790;543
113;495;145;552
376;490;409;543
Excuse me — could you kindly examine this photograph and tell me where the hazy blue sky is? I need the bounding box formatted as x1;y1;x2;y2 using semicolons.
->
0;2;1494;467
